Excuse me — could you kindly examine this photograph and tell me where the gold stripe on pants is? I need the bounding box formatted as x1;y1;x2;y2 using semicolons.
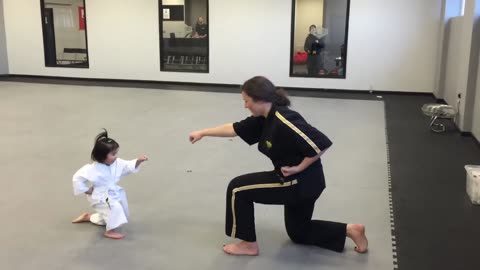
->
231;179;298;238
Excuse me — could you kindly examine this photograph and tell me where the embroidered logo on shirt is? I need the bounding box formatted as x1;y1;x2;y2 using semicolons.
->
265;140;272;149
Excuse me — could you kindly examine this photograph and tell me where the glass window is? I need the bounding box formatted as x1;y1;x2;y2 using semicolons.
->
40;0;89;68
290;0;350;78
159;0;209;73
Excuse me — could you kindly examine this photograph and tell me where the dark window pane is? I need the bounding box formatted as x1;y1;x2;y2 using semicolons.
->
160;0;209;73
290;0;350;78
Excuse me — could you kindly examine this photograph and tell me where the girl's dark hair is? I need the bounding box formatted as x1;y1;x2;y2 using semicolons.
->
91;129;119;163
309;24;316;31
241;76;291;107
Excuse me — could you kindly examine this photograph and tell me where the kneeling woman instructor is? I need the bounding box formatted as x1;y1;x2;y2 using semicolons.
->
189;76;368;256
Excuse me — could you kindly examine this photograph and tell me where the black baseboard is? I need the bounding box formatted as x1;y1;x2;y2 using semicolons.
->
5;74;239;88
432;93;447;104
436;98;447;104
431;96;480;143
2;74;435;97
474;134;480;147
461;131;480;147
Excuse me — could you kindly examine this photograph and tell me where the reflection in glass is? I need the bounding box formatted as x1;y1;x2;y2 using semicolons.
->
159;0;209;73
40;0;89;68
290;0;349;78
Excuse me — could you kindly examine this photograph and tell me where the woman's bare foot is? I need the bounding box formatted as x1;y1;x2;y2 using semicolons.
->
223;241;259;256
347;224;368;253
72;213;91;223
104;230;125;239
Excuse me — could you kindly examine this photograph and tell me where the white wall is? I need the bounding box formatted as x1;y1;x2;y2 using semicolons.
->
462;0;480;132
0;0;9;74
469;0;480;137
443;16;463;107
454;0;476;130
3;0;442;92
438;0;480;131
473;51;480;138
434;0;463;99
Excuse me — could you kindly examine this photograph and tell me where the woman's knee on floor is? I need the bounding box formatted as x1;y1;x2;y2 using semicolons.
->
286;225;309;244
285;217;311;244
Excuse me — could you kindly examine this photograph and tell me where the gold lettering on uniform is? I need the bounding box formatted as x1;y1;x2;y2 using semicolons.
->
265;140;272;149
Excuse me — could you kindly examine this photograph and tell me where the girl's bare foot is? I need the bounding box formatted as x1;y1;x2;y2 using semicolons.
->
223;241;259;256
72;213;91;223
104;230;125;239
347;224;368;253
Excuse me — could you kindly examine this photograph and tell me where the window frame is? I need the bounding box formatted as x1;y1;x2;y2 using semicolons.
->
158;0;210;73
40;0;90;69
289;0;351;79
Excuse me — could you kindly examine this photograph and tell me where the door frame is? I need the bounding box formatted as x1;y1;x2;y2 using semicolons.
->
39;0;90;68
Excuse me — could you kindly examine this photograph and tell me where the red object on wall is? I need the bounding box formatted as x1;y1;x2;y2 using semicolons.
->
79;7;85;30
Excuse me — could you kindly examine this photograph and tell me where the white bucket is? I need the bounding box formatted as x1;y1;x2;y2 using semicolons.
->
465;165;480;204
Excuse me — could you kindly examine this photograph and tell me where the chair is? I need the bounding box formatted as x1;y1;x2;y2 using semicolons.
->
421;104;458;132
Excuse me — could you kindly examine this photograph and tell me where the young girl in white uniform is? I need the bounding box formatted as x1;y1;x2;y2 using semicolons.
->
71;129;148;239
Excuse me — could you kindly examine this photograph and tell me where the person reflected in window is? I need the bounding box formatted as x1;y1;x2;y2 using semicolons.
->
193;16;208;38
304;25;325;77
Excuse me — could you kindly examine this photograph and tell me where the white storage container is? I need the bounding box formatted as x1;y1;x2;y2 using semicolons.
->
465;165;480;204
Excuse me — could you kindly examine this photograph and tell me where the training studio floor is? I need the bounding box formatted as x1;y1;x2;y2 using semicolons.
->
0;81;393;270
